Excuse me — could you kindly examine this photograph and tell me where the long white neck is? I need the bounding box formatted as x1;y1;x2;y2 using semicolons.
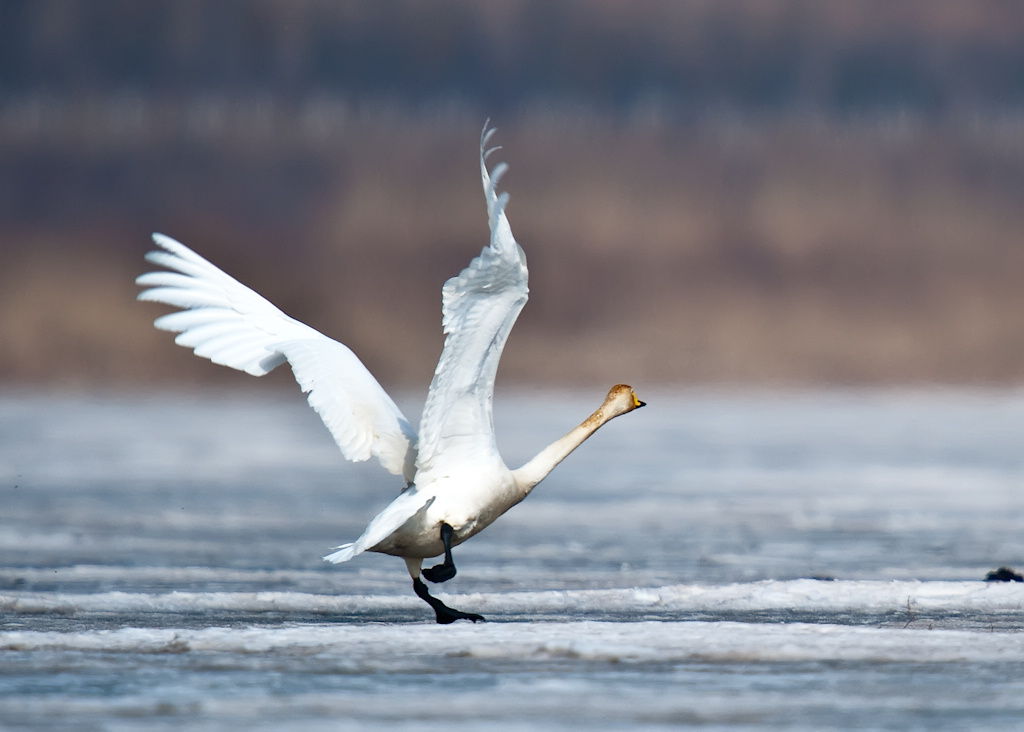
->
510;404;613;495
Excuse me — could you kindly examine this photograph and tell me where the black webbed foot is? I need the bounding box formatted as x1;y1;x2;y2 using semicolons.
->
421;560;456;583
422;522;457;583
413;577;484;624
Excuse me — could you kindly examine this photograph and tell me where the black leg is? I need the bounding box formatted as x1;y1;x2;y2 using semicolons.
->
422;522;457;583
413;577;484;624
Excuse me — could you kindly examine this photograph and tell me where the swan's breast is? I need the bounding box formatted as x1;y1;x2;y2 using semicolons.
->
373;465;523;559
427;467;523;540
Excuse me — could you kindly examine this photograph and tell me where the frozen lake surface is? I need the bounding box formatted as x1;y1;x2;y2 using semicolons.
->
2;388;1024;730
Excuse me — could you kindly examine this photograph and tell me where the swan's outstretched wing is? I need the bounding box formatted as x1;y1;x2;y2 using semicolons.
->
137;234;418;481
415;126;529;478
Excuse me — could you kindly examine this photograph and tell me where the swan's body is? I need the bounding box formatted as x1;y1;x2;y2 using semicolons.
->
137;126;644;623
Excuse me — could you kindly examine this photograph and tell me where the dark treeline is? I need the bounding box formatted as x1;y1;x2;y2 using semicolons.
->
3;0;1024;118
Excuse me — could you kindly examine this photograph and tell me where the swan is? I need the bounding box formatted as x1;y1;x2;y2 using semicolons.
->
136;125;645;623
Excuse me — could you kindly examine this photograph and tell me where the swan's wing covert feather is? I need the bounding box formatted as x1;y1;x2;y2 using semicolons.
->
137;233;418;481
415;125;529;478
323;489;435;563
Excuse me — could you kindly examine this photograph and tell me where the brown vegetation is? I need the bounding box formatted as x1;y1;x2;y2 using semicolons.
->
3;1;1024;388
3;111;1024;388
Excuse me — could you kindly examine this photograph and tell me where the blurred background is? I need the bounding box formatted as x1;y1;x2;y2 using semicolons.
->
3;0;1024;390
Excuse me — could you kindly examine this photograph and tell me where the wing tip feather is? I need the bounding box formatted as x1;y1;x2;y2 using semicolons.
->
480;120;496;151
323;544;356;564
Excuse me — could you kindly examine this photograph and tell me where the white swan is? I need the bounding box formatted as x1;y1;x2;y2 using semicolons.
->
137;125;645;623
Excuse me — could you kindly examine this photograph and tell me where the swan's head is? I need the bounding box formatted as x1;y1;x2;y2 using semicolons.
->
603;384;646;418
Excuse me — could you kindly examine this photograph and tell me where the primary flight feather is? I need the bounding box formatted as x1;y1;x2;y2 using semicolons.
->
137;124;644;623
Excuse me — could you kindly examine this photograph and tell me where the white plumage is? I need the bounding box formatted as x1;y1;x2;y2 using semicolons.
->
138;125;644;623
